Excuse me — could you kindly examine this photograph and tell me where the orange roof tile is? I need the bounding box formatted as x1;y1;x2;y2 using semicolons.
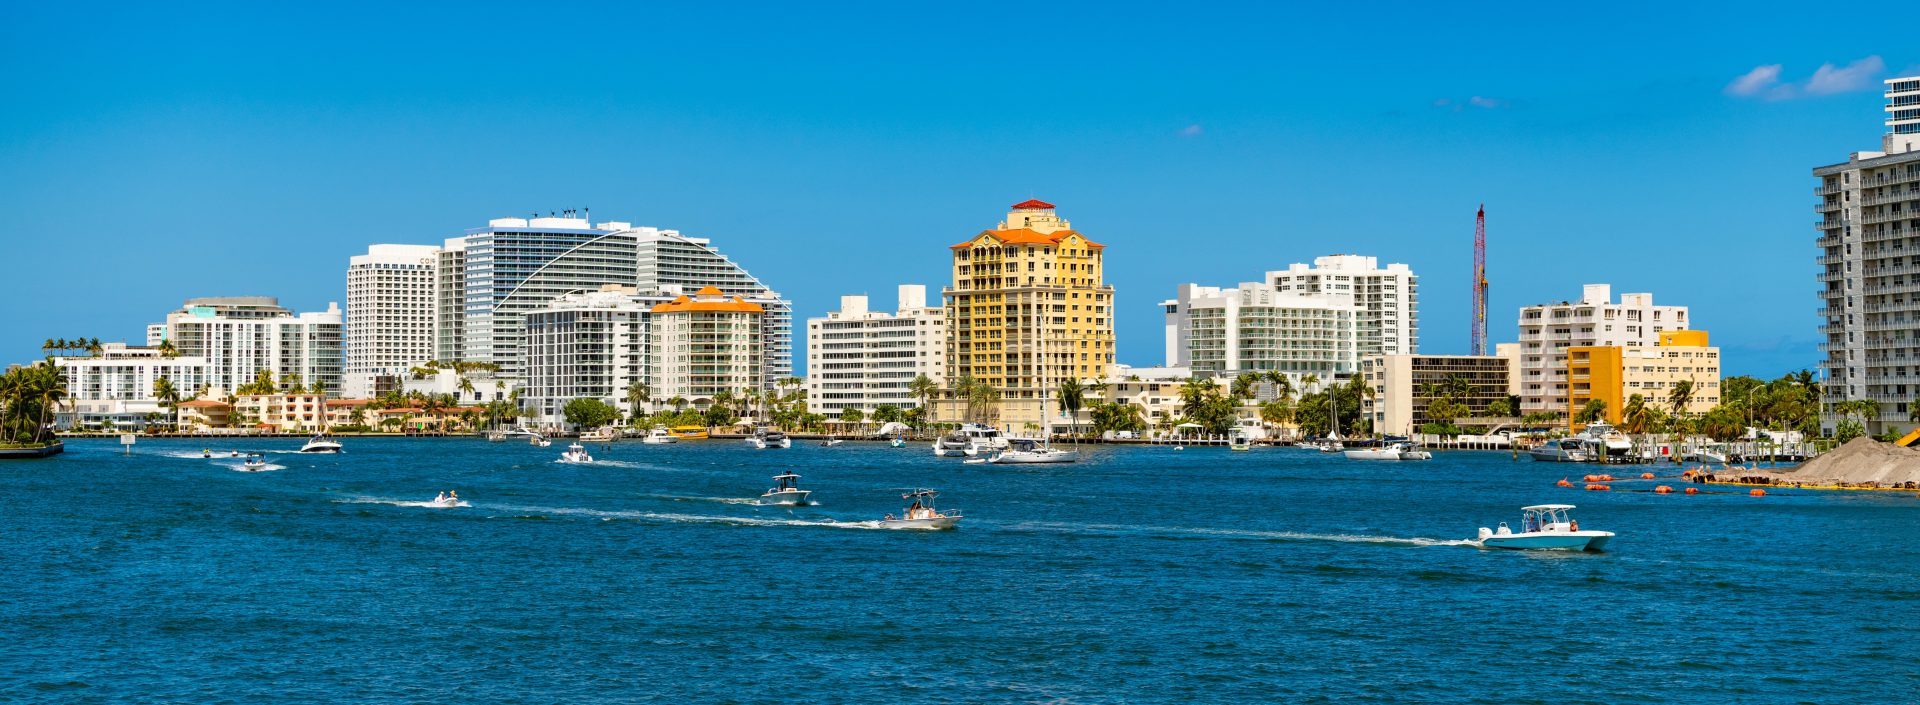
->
652;295;765;314
949;228;1106;250
1011;198;1055;210
694;285;725;296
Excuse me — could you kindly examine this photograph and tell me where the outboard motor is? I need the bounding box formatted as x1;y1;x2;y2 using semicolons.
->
1477;527;1492;540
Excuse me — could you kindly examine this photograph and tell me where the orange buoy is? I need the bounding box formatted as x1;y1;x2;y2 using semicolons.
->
1556;478;1574;488
1600;474;1616;482
1582;474;1598;483
1750;488;1767;497
1684;486;1699;495
1586;483;1611;491
1641;473;1656;480
1654;485;1672;494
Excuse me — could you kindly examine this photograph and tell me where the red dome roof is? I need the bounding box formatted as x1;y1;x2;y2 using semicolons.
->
1010;199;1055;210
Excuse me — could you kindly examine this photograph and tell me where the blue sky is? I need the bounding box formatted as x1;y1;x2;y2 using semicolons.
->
1;2;1910;378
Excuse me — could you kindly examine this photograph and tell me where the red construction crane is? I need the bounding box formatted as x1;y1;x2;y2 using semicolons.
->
1471;204;1488;356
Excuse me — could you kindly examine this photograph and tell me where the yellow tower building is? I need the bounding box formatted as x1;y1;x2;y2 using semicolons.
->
1569;329;1720;429
939;200;1116;428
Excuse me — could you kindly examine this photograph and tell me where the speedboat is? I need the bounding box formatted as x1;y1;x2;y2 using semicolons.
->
820;438;844;447
642;426;679;445
931;432;971;457
531;436;552;447
427;491;468;508
1574;422;1634;459
241;456;268;471
559;443;594;463
878;489;961;530
986;438;1079;464
299;435;342;453
489;426;543;441
958;423;1009;451
1343;442;1432;461
746;428;792;449
759;472;813;506
1528;438;1593;463
580;427;619;443
1477;504;1613;551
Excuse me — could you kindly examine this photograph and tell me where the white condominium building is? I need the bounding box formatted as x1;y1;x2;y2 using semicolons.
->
345;244;440;398
805;285;946;416
54;343;213;428
158;296;344;397
1816;75;1920;435
649;288;766;409
523;286;653;425
1516;284;1687;418
1266;255;1418;356
1162;281;1361;384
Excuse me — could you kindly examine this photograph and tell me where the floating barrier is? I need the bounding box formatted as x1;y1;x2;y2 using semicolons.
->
1654;485;1672;494
1557;478;1574;488
1750;489;1767;496
1684;487;1699;495
1641;472;1656;480
1585;483;1611;491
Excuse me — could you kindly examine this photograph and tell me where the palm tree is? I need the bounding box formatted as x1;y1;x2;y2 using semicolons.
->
1056;378;1085;442
1179;377;1215;418
968;382;1001;425
34;364;69;441
1262;370;1293;402
456;376;475;402
153;377;180;431
1573;398;1608;425
156;339;178;358
1666;379;1696;417
626;382;651;420
1621;394;1652;434
1300;374;1321;396
908;374;937;426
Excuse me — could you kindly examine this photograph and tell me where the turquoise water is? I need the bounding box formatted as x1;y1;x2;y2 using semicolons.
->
4;438;1916;703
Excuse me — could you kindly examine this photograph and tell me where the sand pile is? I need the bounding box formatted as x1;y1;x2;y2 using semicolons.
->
1760;437;1920;486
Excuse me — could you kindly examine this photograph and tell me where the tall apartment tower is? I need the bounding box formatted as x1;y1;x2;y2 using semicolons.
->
1266;255;1419;356
1816;75;1920;435
941;200;1116;428
806;284;947;417
1515;284;1688;418
344;244;440;398
160;296;344;397
1160;282;1360;383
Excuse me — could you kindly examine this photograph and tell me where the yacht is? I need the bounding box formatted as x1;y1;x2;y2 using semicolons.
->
1343;442;1431;461
580;427;619;443
746;428;792;449
986;438;1079;464
298;434;342;454
758;473;813;506
878;489;962;530
931;432;971;457
1528;438;1593;463
642;426;679;445
530;435;552;447
559;443;594;463
1228;433;1253;452
958;423;1009;452
488;426;543;441
1574;422;1633;460
1477;504;1613;551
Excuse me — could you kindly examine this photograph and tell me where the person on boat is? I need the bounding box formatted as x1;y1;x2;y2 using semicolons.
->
448;490;459;502
202;449;211;458
1569;519;1579;532
435;492;447;503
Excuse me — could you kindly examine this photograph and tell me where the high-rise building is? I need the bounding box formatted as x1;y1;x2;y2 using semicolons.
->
160;296;344;397
649;287;766;409
805;285;946;417
1161;281;1360;383
1816;75;1920;435
523;286;653;425
1516;284;1688;419
1359;354;1514;435
940;200;1115;427
1568;330;1720;429
344;244;440;398
55;343;212;429
1267;255;1419;356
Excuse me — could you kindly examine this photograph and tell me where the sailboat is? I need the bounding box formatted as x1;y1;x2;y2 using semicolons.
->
988;309;1079;464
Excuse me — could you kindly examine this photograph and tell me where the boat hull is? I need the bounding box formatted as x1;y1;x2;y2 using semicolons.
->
299;444;342;454
989;450;1080;464
1481;531;1613;551
759;489;812;506
1342;449;1402;460
931;446;968;457
880;516;960;530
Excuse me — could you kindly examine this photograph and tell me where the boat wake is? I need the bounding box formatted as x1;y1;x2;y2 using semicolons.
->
337;497;471;508
632;493;763;505
488;503;886;530
1008;521;1476;548
166;450;252;460
223;462;285;473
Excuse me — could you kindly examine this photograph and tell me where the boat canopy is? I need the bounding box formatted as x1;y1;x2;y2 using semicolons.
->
901;489;940;499
1521;504;1577;511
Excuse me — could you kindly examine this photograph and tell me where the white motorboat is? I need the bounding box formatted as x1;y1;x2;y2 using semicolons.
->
759;472;813;506
559;443;594;463
878;489;962;530
427;491;469;508
820;438;844;447
241;455;269;471
299;434;342;453
580;427;619;443
1477;504;1613;551
986;438;1080;464
531;436;552;447
490;426;543;441
1574;422;1633;459
642;426;679;445
932;432;971;457
1229;434;1253;452
746;428;792;449
958;423;1009;451
1528;438;1593;463
1343;442;1432;461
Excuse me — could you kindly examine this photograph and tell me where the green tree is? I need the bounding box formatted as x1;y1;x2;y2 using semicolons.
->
1573;398;1608;425
1056;378;1085;441
563;398;620;429
153;377;180;431
626;381;651;420
838;406;865;433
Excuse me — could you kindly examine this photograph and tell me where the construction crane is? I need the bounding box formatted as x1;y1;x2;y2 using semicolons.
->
1471;205;1487;356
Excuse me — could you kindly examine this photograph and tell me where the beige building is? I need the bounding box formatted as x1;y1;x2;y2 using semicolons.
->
232;394;373;432
1517;284;1689;419
1360;354;1514;435
1569;330;1720;428
940;199;1116;428
649;287;766;405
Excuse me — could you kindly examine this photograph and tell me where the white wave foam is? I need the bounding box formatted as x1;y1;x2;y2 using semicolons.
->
491;503;885;530
338;496;471;508
1009;521;1473;547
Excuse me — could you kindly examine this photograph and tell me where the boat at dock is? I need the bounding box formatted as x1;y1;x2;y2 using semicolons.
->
1476;504;1612;551
986;438;1079;464
1343;442;1431;461
488;426;543;441
931;432;971;457
746;428;791;449
642;426;679;445
580;427;619;443
1528;438;1593;463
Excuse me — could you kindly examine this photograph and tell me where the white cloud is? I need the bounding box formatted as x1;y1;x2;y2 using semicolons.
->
1805;55;1885;95
1725;64;1782;96
1178;124;1203;137
1432;98;1452;108
1727;56;1885;100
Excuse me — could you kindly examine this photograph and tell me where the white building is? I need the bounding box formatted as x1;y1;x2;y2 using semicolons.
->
1816;75;1920;435
159;296;344;398
1266;255;1418;356
805;285;946;417
1162;281;1361;385
648;287;766;411
54;343;212;429
345;244;440;398
522;286;654;425
1516;284;1688;418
